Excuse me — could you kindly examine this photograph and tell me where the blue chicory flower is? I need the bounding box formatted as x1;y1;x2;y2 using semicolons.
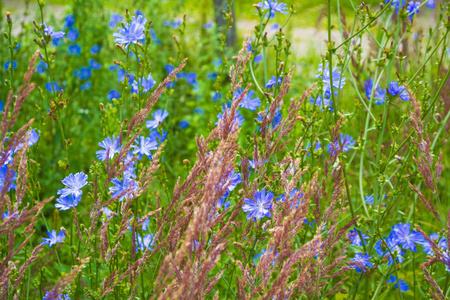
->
348;228;369;247
216;107;245;127
45;82;63;93
89;59;101;70
309;95;333;111
266;75;282;89
234;88;261;111
242;188;274;221
327;134;355;155
131;74;156;94
136;233;156;252
146;109;169;130
113;15;146;49
316;63;346;97
392;222;423;252
96;135;122;161
406;1;421;20
55;194;81;211
350;253;373;273
68;44;81;55
42;230;65;248
107;90;120;100
163;19;181;28
109;176;139;201
64;14;75;28
90;45;101;54
109;14;124;28
36;60;48;74
387;81;409;101
257;0;289;19
43;22;65;39
179;120;189;128
3;60;17;71
67;28;79;42
57;172;88;198
131;136;158;160
387;275;409;292
364;78;386;105
212;91;222;101
0;165;17;192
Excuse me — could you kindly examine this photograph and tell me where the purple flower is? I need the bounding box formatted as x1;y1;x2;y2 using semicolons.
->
42;230;65;248
349;253;373;273
55;194;81;211
107;90;120;100
327;134;355;155
392;222;423;252
204;21;213;29
234;89;261;111
57;172;88;198
387;275;409;292
242;188;273;221
257;0;289;19
43;22;65;39
348;228;369;247
131;136;158;160
426;0;435;8
96;135;122;161
266;75;282;89
146;109;169;130
406;1;421;19
113;15;146;49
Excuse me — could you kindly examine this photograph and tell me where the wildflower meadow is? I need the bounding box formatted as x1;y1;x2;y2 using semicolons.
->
1;0;450;298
